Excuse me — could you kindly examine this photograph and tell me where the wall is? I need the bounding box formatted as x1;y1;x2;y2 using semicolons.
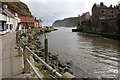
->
92;4;119;22
100;17;119;34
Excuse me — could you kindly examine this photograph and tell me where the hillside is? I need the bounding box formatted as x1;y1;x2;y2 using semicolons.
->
4;1;33;17
52;17;79;27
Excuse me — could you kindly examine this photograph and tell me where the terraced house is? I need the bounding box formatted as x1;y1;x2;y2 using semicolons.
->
0;2;20;35
0;2;6;34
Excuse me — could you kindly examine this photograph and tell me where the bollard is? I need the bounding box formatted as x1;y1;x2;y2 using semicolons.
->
23;45;30;73
16;31;18;43
44;38;48;63
61;72;76;80
18;40;22;56
16;32;19;47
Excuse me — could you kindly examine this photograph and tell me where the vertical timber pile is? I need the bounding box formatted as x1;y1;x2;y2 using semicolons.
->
23;45;30;73
44;34;48;63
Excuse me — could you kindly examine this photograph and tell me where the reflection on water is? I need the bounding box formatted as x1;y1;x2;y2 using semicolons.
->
39;27;120;78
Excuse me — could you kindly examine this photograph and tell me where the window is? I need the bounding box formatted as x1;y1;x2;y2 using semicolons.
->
2;22;6;31
6;24;8;29
10;24;13;30
102;10;105;14
0;21;2;31
111;11;113;13
4;22;6;30
0;8;2;13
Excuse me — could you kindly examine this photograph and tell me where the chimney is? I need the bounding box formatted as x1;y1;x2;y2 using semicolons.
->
3;4;7;9
110;4;112;8
119;2;120;9
15;13;18;17
100;2;104;6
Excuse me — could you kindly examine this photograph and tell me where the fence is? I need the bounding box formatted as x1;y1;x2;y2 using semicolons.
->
16;30;75;80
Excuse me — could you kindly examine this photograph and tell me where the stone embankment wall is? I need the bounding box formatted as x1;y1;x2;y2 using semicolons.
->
77;14;120;39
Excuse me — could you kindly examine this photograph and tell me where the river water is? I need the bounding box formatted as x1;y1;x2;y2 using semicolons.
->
39;27;120;78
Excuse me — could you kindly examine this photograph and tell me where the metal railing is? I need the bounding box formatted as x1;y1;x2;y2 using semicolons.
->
16;30;75;80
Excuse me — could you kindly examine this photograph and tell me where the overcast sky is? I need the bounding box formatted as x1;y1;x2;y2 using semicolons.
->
20;0;119;26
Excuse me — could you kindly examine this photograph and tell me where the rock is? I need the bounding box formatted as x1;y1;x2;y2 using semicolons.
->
52;17;79;27
5;1;33;17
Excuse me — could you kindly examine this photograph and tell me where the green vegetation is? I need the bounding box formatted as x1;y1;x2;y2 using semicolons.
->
35;63;52;80
20;28;53;79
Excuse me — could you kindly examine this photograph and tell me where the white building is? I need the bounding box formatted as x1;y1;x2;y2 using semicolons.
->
0;2;7;34
0;3;20;35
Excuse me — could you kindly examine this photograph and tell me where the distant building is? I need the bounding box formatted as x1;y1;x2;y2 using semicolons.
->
81;12;91;22
34;18;42;28
90;2;120;33
19;16;35;29
92;2;120;22
77;12;91;30
38;19;42;27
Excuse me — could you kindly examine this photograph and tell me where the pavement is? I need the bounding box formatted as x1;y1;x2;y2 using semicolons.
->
0;35;2;79
0;32;27;79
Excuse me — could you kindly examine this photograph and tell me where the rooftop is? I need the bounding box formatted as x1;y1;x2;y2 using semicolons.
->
19;16;35;23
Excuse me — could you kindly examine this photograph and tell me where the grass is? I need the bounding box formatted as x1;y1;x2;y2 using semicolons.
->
35;63;53;80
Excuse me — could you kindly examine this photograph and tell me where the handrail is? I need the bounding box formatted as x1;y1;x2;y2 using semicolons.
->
26;46;62;78
20;39;25;46
17;31;75;79
27;59;44;80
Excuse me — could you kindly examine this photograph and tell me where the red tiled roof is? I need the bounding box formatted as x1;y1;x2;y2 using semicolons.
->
19;16;35;23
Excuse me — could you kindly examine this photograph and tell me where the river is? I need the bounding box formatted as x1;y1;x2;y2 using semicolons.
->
39;27;120;78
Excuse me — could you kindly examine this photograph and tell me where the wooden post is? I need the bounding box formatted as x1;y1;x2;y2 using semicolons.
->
18;39;22;56
16;31;18;43
16;31;19;47
44;38;48;63
23;45;30;73
17;34;20;56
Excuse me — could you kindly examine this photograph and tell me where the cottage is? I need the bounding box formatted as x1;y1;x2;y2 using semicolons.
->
38;19;42;27
19;16;35;29
0;3;20;34
77;12;91;30
0;2;6;34
34;18;43;28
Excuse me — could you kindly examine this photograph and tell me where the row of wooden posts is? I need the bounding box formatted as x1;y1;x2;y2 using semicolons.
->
16;30;76;80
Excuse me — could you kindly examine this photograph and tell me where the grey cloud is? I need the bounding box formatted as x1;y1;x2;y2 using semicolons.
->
26;2;85;25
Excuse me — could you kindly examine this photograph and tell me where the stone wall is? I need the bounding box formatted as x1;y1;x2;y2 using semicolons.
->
92;3;119;22
100;17;119;34
79;15;120;35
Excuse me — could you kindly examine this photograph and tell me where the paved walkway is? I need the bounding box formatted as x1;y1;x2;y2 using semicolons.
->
0;35;2;79
0;32;26;79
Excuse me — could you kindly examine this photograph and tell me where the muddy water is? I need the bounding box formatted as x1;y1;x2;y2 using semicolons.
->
39;27;120;78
